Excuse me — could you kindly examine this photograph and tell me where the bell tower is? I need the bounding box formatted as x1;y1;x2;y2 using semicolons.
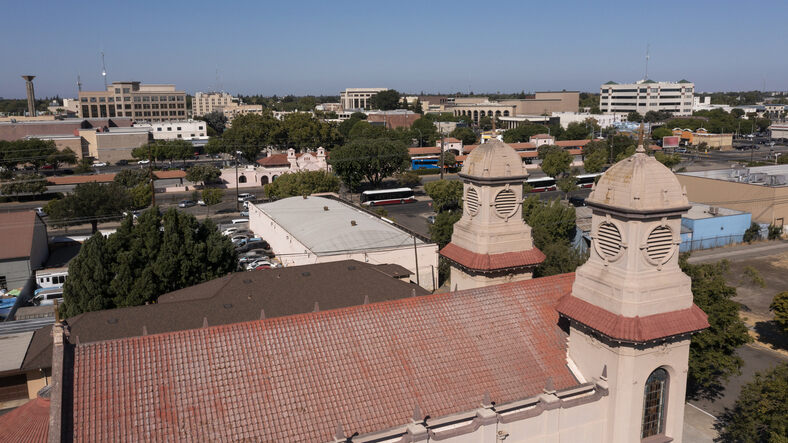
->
558;137;709;442
440;139;544;291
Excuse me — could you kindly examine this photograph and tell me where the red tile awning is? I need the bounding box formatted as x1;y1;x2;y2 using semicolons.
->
556;295;709;343
440;242;545;272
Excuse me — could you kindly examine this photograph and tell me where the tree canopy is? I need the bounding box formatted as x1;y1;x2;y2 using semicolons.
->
45;182;133;233
582;140;608;173
131;139;193;163
425;180;463;212
717;363;788;442
329;138;409;190
369;89;402;111
114;168;149;188
185;164;221;187
770;291;788;334
502;124;551;143
538;145;572;178
0;139;59;171
59;208;237;318
200;111;228;135
522;196;586;277
264;170;340;199
0;173;47;195
679;256;752;400
450;126;477;145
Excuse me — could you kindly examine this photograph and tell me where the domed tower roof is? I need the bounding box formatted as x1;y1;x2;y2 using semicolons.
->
586;145;689;215
460;139;528;182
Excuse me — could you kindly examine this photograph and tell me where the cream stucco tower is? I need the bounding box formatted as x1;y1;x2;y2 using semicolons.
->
557;142;709;442
440;139;544;291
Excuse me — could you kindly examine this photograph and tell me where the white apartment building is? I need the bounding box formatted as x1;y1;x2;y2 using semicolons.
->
340;87;388;110
192;92;236;117
600;79;694;116
133;120;208;140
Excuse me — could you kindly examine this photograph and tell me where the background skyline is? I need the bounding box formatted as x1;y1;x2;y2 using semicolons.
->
4;0;788;99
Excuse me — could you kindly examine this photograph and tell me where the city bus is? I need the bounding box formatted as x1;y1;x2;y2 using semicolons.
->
360;188;416;206
524;173;601;192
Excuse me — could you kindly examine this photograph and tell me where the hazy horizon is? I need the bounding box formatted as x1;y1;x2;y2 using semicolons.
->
4;0;787;99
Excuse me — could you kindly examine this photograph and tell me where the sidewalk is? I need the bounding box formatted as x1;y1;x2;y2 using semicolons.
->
686;240;788;263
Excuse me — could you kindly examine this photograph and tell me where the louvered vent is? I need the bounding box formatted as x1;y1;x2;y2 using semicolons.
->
494;189;517;217
646;226;673;262
596;222;622;258
466;187;479;215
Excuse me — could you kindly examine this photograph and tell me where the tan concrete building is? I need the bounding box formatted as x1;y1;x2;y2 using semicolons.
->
192;91;235;117
340;87;388;110
78;81;186;122
78;128;149;164
678;165;788;224
222;103;264;123
451;92;579;123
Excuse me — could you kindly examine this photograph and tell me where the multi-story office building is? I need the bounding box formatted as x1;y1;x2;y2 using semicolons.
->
340;88;388;110
78;81;186;122
600;79;694;116
192;92;235;117
133;120;208;141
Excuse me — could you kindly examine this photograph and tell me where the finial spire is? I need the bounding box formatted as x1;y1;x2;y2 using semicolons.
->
636;123;646;153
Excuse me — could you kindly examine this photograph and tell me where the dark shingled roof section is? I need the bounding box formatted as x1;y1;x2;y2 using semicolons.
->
557;295;709;342
69;273;578;442
22;260;427;371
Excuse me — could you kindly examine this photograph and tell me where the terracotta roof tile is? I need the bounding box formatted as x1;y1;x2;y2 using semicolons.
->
556;295;709;342
0;396;50;442
0;211;38;260
153;170;186;179
47;173;116;185
70;274;578;442
440;242;545;271
408;147;441;155
555;139;591;148
256;154;291;166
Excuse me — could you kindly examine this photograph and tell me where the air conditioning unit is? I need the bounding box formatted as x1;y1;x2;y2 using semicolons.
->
708;207;719;216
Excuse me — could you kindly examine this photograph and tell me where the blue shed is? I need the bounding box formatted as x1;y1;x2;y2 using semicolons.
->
680;203;751;252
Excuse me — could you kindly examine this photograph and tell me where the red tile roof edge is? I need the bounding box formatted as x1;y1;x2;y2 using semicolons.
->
0;396;50;442
440;242;545;272
556;295;709;342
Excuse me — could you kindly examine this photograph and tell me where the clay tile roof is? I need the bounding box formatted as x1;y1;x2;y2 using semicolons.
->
443;137;461;143
256;154;290;167
556;295;709;342
509;142;537;151
531;133;552;139
519;151;539;158
0;211;38;260
70;274;578;442
440;242;545;271
0;396;50;442
153;170;186;179
47;173;116;185
555;139;591;148
408;146;441;155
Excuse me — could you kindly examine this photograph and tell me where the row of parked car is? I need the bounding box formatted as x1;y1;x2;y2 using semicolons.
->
221;224;280;271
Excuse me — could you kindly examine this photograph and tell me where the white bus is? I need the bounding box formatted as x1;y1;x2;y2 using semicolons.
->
360;188;416;206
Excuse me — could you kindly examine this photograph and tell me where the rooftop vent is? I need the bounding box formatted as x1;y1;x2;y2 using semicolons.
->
708;207;719;216
223;303;233;309
302;271;311;277
323;206;329;211
351;220;357;226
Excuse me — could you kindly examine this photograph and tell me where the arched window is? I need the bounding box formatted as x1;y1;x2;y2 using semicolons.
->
641;368;669;438
238;175;247;184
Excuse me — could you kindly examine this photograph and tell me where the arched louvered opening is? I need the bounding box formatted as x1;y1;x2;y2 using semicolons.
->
494;189;517;218
466;187;479;215
646;226;673;263
596;222;622;259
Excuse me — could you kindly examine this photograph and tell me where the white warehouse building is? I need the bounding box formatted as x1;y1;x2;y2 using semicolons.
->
249;196;439;291
133;120;208;141
600;79;694;116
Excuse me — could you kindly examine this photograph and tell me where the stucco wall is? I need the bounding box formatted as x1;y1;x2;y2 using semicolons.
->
681;212;751;250
677;174;787;224
0;259;33;290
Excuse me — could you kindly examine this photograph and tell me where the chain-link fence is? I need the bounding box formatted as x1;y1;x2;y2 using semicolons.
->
679;234;744;252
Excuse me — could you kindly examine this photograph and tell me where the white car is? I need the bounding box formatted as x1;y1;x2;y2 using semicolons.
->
222;227;241;236
237;193;255;202
34;207;47;217
92;161;107;167
137;159;151;165
197;200;206;206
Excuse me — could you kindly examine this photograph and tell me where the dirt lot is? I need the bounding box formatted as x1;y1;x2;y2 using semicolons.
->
725;251;788;354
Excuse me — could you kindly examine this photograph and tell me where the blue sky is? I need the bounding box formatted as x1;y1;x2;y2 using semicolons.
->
3;0;787;98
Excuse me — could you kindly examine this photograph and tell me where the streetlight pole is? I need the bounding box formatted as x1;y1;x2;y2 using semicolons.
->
235;150;239;211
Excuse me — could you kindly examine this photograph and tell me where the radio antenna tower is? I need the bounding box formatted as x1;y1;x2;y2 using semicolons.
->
77;74;82;92
101;52;108;89
644;44;650;80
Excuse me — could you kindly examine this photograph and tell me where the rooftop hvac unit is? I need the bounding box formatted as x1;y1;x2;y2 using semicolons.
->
708;207;719;216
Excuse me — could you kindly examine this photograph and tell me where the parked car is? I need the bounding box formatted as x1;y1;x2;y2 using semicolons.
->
426;215;436;224
178;200;197;208
231;218;249;225
231;234;252;244
92;161;107;167
137;159;150;165
34;207;47;217
568;196;586;207
222;227;243;236
236;239;271;254
116;160;129;166
246;258;272;270
41;164;54;170
197;200;206;206
237;193;255;202
240;210;249;217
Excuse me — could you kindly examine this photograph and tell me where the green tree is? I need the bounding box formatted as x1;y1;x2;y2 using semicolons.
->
651;127;673;140
429;210;462;248
627;111;643;123
654;151;682;169
395;171;422;188
218;112;282;161
502;124;551;143
522;196;585;277
202;188;224;206
743;222;761;243
679;257;752;399
478;116;493;131
582;140;608;173
47;147;77;170
0;173;47;195
441;151;457;169
425;180;463;212
45;182;132;233
563;122;594;140
369;89;402;110
280;112;338;149
411;117;439;146
717;363;788;442
114;168;149;188
59;208;237;317
329;138;409;190
556;175;577;199
73;158;94;174
129;183;152;209
770;291;788;334
450;127;477;145
185;164;221;187
338;112;367;139
264;170;340;199
539;146;572;178
201;111;228;135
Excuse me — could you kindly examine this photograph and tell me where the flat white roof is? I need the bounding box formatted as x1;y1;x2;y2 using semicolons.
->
257;196;429;255
0;332;33;372
685;202;746;220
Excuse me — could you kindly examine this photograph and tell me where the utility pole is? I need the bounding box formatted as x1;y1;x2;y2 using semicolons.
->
413;236;420;288
235;151;240;211
148;142;156;207
439;129;445;180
